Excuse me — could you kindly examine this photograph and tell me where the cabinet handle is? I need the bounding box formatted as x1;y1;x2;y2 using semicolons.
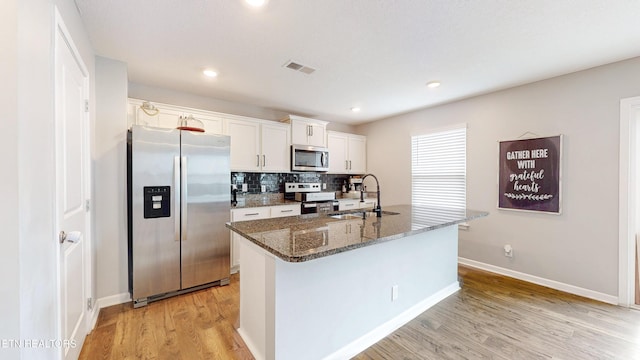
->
346;203;354;207
345;160;349;170
245;213;260;216
349;160;352;170
263;154;266;167
256;154;260;167
281;209;293;213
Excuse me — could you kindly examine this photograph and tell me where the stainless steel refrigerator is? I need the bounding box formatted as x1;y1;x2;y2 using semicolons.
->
127;125;230;307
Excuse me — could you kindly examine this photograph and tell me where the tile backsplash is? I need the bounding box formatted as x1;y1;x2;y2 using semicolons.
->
231;172;359;194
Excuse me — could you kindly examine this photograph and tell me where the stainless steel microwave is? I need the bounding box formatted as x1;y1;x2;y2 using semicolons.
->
291;145;329;172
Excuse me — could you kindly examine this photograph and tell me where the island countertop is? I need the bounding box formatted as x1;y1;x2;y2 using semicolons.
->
226;204;488;262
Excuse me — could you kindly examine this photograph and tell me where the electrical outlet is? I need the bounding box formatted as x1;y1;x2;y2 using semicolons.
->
391;285;399;301
242;183;248;192
504;244;513;258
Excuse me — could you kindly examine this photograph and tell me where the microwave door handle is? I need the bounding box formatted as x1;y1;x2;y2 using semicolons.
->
321;152;326;167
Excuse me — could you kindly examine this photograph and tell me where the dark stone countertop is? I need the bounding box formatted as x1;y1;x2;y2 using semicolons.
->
226;204;488;262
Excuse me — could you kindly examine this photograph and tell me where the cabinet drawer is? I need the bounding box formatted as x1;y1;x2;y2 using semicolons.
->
360;200;376;209
231;207;270;221
270;204;301;218
338;199;360;211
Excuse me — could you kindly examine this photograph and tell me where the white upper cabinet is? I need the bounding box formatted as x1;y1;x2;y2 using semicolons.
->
347;135;366;174
260;122;291;172
227;119;291;172
328;132;348;173
328;131;366;174
285;115;328;147
128;99;291;173
129;99;224;134
227;119;261;172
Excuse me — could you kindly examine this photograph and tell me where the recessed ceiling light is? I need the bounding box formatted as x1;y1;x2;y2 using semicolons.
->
245;0;267;7
203;69;218;78
351;107;361;113
426;81;441;88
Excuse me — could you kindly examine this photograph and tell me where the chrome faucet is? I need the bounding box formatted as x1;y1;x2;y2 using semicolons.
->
360;173;382;217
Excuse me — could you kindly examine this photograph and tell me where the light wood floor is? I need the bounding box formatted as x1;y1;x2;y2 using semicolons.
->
80;266;640;359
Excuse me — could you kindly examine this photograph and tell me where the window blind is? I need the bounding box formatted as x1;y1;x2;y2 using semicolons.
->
411;127;466;214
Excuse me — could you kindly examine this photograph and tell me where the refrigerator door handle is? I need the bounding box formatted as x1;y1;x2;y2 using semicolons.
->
174;156;181;242
181;156;188;241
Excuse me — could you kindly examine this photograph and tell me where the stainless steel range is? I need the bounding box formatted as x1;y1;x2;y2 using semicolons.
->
285;182;338;214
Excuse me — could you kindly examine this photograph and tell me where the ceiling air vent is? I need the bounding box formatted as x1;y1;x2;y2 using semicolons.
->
283;60;316;75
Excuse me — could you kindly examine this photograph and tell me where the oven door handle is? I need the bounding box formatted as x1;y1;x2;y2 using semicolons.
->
303;203;317;208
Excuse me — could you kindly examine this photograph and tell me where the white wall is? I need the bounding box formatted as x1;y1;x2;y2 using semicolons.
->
0;1;21;358
1;0;95;358
95;57;129;301
359;56;640;298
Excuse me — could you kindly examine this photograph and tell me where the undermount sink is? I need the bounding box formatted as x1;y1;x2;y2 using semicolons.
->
329;211;400;220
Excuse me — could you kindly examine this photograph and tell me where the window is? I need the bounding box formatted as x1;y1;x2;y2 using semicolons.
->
411;126;466;220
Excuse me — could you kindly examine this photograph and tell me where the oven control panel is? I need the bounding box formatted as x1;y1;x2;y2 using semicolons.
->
285;182;322;193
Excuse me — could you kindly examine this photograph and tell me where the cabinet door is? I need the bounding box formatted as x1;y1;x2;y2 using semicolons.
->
308;123;326;147
136;106;182;129
261;123;290;172
291;121;309;145
328;132;348;173
291;119;327;147
227;119;261;171
348;135;367;174
197;114;224;134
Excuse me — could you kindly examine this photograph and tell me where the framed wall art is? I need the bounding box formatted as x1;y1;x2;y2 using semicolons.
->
498;135;563;214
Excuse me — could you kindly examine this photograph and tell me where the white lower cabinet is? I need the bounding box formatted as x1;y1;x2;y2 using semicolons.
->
230;204;301;273
270;204;301;218
338;199;360;211
360;199;376;209
230;207;270;274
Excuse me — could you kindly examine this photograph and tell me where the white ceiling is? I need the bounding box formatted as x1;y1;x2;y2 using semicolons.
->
76;0;640;125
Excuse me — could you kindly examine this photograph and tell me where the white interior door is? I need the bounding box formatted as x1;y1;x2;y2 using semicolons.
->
55;10;90;360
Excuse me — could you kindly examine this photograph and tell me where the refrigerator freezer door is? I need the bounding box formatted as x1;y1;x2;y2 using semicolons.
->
180;131;231;289
131;126;181;299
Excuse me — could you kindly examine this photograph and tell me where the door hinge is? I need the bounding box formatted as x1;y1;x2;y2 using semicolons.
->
87;297;93;311
85;199;90;212
84;99;89;112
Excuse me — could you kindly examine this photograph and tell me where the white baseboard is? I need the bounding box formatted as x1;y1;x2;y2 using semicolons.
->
458;257;618;305
324;281;460;360
88;292;132;331
237;328;264;360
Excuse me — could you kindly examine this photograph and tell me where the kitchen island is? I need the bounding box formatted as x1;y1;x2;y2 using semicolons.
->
226;205;487;360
